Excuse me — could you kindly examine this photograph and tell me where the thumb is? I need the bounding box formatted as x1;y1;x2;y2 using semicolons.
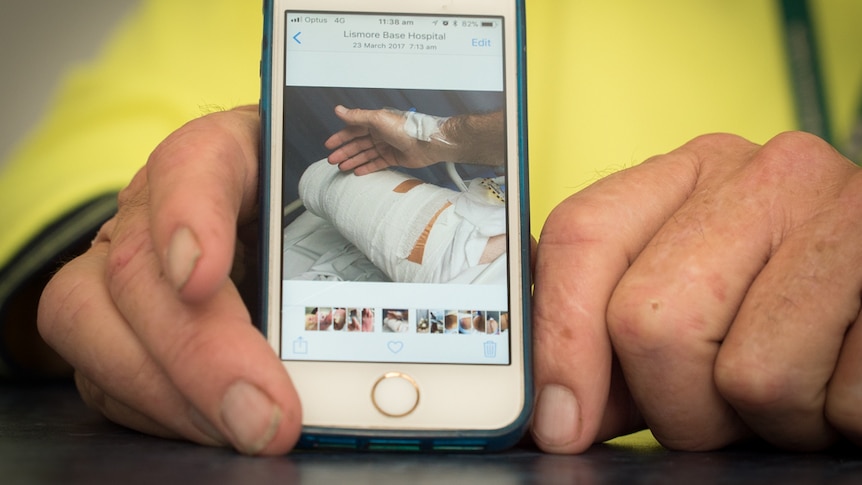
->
333;104;369;125
147;106;261;302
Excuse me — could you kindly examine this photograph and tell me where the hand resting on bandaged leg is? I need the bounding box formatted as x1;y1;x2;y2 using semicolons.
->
293;106;510;284
325;106;505;175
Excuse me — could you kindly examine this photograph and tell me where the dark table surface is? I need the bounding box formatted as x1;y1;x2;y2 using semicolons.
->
2;382;861;485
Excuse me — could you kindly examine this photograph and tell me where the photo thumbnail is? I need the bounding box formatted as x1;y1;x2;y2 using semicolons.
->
383;309;410;333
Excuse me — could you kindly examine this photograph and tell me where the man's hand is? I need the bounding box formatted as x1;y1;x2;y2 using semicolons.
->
37;112;861;457
37;106;302;455
531;132;862;453
325;106;504;175
325;105;451;175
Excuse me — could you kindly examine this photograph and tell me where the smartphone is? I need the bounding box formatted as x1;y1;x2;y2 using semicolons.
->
260;0;531;452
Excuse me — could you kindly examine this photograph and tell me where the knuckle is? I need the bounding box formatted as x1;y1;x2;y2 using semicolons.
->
750;136;812;184
744;131;849;190
685;132;752;151
148;113;247;177
605;308;668;355
147;129;205;177
606;294;662;352
539;194;609;246
607;290;707;356
714;353;815;414
762;131;834;159
714;358;778;410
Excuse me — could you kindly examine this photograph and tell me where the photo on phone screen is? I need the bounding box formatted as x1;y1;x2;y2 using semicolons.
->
276;11;515;366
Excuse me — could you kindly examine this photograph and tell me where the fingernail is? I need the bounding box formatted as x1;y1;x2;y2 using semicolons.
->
533;384;580;449
167;226;201;291
221;381;282;455
335;105;347;114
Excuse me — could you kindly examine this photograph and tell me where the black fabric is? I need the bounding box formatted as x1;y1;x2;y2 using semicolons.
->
0;193;118;379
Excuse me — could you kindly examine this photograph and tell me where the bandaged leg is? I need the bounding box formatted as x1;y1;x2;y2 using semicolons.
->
299;159;506;284
283;210;389;282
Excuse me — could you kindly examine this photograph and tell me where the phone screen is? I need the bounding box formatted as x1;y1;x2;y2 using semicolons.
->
279;11;511;366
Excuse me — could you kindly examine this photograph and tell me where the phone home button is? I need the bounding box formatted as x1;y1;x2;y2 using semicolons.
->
371;372;420;418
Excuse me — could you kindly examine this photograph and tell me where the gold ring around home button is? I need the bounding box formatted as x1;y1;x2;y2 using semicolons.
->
371;372;420;418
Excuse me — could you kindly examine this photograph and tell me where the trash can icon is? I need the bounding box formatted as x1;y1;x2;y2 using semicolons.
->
483;340;497;358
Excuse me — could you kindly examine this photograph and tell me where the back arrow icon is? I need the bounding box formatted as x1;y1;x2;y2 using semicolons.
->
293;32;302;44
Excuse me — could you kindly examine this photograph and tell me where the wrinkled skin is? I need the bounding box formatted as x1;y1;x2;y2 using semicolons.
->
37;106;862;455
532;132;862;453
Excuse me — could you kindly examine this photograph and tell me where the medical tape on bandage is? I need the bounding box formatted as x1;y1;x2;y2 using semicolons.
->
407;201;452;264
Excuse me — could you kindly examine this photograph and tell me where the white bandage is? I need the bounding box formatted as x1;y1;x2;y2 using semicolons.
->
298;159;506;284
402;111;450;144
283;211;389;282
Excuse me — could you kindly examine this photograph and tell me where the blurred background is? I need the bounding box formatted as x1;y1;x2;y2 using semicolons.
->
0;0;859;235
0;0;140;166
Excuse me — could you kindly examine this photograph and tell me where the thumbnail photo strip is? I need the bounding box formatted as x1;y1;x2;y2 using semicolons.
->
303;307;509;335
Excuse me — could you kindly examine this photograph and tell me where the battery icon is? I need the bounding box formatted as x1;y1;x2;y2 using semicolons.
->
481;21;494;27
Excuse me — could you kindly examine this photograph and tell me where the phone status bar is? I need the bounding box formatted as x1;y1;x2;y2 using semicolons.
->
288;13;499;29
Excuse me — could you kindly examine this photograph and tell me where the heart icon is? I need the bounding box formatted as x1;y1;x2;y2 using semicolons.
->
387;341;404;354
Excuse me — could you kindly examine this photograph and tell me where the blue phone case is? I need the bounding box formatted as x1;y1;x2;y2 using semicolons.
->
259;0;532;452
